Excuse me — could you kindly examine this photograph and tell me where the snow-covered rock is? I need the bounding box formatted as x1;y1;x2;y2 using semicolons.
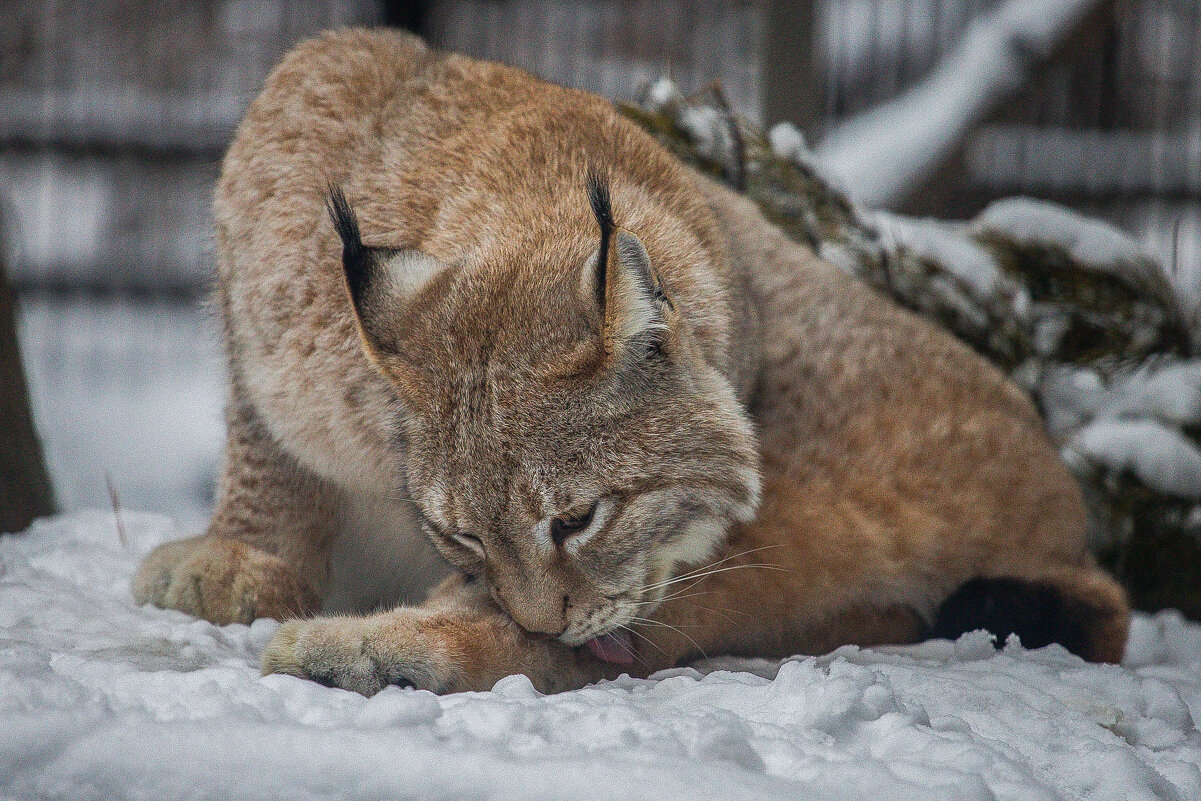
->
769;121;850;198
1099;361;1201;429
1044;360;1201;499
1066;419;1201;500
872;211;1008;305
643;76;682;113
973;198;1166;296
2;512;1200;800
675;107;729;165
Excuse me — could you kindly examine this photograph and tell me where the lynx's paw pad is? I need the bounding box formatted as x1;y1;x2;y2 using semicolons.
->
261;612;466;695
132;535;319;625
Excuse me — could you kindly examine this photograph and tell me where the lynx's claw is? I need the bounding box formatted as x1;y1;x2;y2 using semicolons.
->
261;612;466;695
133;535;319;626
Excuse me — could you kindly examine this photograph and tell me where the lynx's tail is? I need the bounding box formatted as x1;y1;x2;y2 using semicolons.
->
929;568;1130;663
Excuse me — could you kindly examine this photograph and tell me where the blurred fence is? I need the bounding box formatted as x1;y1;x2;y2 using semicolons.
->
427;0;763;120
1;0;378;523
2;0;1198;523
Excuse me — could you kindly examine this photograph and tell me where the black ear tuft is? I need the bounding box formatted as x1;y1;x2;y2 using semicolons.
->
326;185;372;307
586;170;614;236
586;170;614;313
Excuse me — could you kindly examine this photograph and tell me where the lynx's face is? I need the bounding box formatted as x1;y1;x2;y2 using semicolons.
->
328;178;760;653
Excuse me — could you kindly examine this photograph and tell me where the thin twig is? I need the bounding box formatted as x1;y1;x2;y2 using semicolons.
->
708;81;747;192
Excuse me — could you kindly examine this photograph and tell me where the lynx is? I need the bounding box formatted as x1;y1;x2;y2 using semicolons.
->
133;28;1129;695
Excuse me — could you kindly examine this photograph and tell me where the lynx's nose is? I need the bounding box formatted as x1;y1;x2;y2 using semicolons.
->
490;585;568;636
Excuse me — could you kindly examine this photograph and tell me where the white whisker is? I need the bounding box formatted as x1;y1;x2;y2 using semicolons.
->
618;623;667;662
694;604;750;625
645;562;790;594
629;616;709;661
657;589;714;604
642;544;788;592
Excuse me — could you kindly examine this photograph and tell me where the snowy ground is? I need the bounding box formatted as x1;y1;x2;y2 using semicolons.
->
17;296;225;530
3;513;1201;801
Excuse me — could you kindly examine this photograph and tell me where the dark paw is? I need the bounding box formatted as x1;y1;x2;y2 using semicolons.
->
309;672;340;689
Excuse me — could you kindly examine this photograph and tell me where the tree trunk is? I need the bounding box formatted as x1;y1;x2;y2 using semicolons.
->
0;242;55;533
762;0;823;138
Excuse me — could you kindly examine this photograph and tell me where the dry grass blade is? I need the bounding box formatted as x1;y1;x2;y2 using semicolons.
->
105;471;128;548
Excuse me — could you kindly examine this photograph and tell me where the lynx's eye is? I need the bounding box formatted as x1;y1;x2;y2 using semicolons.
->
551;503;598;545
449;531;485;557
419;512;485;559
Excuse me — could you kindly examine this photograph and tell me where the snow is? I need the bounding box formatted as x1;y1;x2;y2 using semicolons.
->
871;210;1008;304
1066;419;1201;500
3;514;1201;800
973;198;1165;295
17;296;224;530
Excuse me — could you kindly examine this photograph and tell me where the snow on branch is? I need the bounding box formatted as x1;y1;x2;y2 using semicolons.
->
1067;418;1201;500
815;0;1109;209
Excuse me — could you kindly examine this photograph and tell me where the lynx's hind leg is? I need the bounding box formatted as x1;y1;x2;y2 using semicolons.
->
133;389;337;625
930;565;1129;663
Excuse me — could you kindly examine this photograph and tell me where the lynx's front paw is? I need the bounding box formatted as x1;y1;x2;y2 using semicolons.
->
261;611;470;695
133;535;320;625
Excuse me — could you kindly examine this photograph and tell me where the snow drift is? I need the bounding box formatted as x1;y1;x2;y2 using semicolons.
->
2;512;1200;801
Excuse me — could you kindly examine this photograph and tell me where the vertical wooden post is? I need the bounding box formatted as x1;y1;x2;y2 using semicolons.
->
381;0;428;34
762;0;823;137
0;242;56;533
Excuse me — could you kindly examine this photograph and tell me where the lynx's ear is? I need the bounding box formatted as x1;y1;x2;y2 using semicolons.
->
326;187;444;360
584;173;674;357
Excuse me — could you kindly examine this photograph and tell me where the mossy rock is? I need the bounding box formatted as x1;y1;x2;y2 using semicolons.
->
620;95;1201;621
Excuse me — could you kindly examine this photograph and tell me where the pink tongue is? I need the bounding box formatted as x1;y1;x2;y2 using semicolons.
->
584;630;635;664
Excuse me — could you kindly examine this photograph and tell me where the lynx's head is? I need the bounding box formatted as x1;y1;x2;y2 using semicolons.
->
327;174;759;661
